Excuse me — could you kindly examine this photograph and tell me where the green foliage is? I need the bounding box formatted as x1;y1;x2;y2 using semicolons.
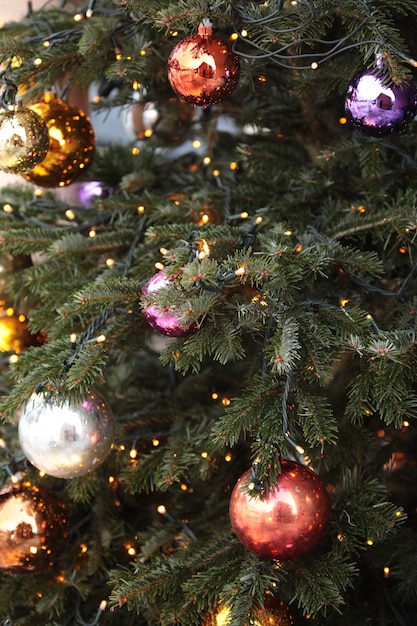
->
0;0;417;625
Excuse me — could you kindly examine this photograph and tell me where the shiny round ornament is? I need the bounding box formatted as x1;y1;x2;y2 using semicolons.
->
229;459;330;560
344;69;417;136
0;483;68;572
202;598;294;626
18;389;115;479
0;105;49;173
0;310;33;353
168;22;240;108
24;93;96;187
142;271;198;338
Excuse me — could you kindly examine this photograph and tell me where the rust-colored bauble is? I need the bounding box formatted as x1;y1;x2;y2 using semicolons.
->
221;283;260;300
201;597;294;625
0;105;49;173
168;23;240;108
0;483;69;572
229;459;330;560
24;93;95;187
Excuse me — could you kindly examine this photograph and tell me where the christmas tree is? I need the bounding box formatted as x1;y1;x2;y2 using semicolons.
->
0;0;417;624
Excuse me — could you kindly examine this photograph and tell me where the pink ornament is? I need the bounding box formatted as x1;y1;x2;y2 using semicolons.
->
142;271;198;338
229;459;330;560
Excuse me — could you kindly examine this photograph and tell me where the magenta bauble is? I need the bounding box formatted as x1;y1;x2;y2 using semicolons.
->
167;23;240;108
344;69;417;136
141;271;198;338
229;459;330;560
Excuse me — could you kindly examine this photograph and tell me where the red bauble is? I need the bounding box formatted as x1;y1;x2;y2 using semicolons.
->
167;23;240;108
141;271;198;338
229;459;330;560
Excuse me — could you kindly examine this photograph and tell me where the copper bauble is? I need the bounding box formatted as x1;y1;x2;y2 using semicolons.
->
0;483;68;572
168;23;240;108
24;93;95;187
18;389;115;479
229;459;330;560
0;105;49;173
201;597;294;626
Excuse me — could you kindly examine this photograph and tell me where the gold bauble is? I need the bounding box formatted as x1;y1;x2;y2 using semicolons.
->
0;483;69;572
202;599;294;626
0;310;33;353
0;105;49;173
24;93;95;187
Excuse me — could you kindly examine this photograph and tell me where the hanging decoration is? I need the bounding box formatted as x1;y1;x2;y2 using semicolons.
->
24;92;96;187
0;103;49;174
344;69;417;136
18;389;115;479
201;597;294;625
167;20;240;108
0;309;34;353
0;481;69;572
229;459;330;560
131;96;196;143
141;271;199;338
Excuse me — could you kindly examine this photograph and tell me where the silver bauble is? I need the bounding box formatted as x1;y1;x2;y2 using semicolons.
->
18;389;115;479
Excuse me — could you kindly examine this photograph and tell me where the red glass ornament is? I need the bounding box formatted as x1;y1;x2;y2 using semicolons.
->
0;483;68;572
142;271;198;338
229;459;330;560
167;23;240;108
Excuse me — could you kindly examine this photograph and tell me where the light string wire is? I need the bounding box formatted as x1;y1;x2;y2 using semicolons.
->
307;225;417;307
231;0;416;70
30;214;146;395
61;214;146;375
2;0;414;85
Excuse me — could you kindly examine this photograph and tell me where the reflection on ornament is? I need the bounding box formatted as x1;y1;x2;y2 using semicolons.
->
18;389;115;479
0;483;68;572
132;97;195;143
24;93;96;187
0;309;33;353
229;459;330;560
201;597;294;626
0;105;49;173
77;181;113;206
192;204;221;226
142;271;199;338
344;70;417;136
168;23;240;108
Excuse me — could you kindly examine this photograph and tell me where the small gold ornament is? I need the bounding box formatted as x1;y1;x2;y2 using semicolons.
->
201;598;294;626
24;93;95;187
0;309;33;353
0;104;49;173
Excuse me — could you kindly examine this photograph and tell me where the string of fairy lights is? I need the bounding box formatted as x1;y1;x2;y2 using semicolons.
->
0;2;416;623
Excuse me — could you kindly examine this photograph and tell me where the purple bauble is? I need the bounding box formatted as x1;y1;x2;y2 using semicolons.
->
344;69;417;136
142;271;198;338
